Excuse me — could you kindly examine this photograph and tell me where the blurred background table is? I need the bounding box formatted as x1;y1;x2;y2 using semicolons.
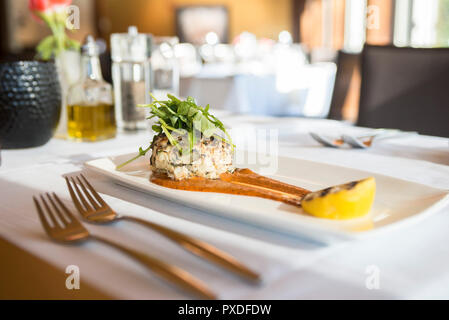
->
180;62;337;117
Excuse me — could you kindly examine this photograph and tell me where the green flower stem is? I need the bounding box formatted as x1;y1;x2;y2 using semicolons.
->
34;9;79;60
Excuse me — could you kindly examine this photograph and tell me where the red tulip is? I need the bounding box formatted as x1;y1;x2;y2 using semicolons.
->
29;0;51;13
50;0;72;4
29;0;71;13
49;0;72;11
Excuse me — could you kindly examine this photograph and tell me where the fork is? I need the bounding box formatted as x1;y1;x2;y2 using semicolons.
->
310;130;415;149
342;130;417;149
309;132;346;148
310;131;383;148
65;174;261;284
33;192;216;299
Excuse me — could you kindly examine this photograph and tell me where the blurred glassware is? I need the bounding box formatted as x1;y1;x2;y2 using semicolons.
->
199;44;215;63
174;43;202;77
111;26;152;131
67;36;116;142
278;30;293;45
233;32;258;62
205;31;219;45
152;37;180;100
214;44;235;63
199;43;235;64
0;61;62;149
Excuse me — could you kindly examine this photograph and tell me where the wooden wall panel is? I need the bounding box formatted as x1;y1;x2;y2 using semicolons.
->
96;0;292;42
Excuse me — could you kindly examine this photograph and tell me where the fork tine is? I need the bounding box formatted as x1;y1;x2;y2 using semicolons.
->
70;176;93;212
33;196;52;233
75;176;100;210
65;176;87;215
80;174;107;206
46;193;69;226
40;194;59;228
52;193;77;222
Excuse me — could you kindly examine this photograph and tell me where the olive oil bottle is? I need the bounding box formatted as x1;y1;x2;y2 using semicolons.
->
67;103;116;141
67;36;116;142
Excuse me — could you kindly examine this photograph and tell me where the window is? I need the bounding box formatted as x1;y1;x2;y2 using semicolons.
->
343;0;367;52
394;0;449;47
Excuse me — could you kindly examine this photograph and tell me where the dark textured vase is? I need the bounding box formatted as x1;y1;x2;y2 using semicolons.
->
0;61;61;149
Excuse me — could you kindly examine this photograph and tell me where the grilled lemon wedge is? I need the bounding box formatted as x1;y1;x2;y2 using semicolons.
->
301;177;376;220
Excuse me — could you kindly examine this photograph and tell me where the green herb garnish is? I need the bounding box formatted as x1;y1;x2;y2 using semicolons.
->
116;94;234;170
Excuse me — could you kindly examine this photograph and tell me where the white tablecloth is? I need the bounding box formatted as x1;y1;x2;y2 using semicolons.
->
1;115;449;299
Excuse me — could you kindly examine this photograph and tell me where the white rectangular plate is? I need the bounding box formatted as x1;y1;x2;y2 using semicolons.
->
85;153;449;243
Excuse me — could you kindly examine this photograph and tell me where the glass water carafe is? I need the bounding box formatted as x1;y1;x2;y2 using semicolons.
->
111;26;152;131
67;36;116;142
152;37;180;100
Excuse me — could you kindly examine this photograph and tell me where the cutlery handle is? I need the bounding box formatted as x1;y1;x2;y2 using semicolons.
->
373;131;417;141
122;216;262;284
92;235;216;299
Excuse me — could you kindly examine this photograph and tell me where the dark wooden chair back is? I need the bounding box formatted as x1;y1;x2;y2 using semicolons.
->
358;45;449;137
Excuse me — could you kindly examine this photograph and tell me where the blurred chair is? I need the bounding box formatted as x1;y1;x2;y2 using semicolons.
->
358;45;449;137
328;50;361;121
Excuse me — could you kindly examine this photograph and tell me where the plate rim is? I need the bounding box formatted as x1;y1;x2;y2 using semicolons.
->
85;152;449;242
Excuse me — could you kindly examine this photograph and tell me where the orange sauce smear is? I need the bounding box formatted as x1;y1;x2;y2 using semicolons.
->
150;168;310;207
